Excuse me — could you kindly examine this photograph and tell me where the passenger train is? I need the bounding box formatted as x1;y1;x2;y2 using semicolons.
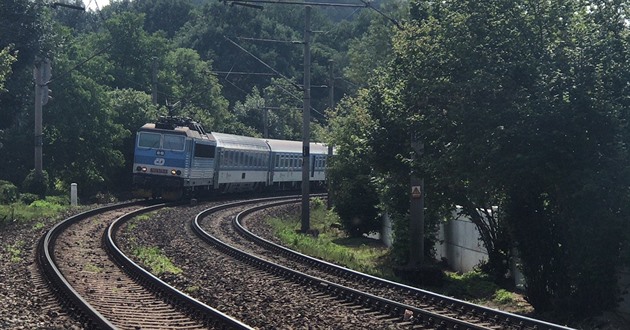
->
132;116;330;200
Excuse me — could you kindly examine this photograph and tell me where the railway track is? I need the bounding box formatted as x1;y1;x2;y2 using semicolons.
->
36;201;251;330
191;196;575;330
36;195;576;329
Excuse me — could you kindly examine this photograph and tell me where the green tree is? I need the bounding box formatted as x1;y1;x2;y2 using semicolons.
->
132;0;195;38
263;78;313;140
326;91;381;237
353;0;630;318
159;47;230;131
344;0;407;86
100;11;169;91
230;87;267;137
0;46;17;92
107;88;161;192
43;60;127;197
0;0;55;186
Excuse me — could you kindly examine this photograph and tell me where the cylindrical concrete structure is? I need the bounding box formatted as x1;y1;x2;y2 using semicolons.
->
70;183;77;206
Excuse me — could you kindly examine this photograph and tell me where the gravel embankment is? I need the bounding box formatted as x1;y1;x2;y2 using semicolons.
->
1;202;628;329
0;216;85;329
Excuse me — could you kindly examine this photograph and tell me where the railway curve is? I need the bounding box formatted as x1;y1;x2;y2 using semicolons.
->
36;201;251;330
234;199;575;330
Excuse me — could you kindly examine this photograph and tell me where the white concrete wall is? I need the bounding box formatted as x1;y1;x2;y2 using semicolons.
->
435;209;488;273
382;210;630;317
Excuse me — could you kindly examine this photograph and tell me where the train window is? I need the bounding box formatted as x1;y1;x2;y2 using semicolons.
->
138;132;161;148
194;144;215;158
163;135;185;151
275;155;280;167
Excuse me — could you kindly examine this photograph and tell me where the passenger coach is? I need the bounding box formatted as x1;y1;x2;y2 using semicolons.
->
132;117;330;199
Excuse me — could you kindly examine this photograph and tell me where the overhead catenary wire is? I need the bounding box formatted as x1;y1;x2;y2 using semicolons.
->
224;36;301;90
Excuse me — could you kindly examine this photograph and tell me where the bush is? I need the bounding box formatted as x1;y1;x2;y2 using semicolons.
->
22;170;49;197
332;174;381;237
45;195;69;205
29;199;64;213
19;193;39;205
0;180;18;204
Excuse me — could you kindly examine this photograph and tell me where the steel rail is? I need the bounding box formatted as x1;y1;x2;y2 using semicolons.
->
105;202;253;330
192;196;488;329
234;199;576;330
36;201;143;330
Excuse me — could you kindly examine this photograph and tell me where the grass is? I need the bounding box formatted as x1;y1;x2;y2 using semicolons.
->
127;213;153;232
266;199;392;278
0;196;71;227
133;246;182;275
124;212;182;276
5;240;25;263
84;263;104;273
266;200;530;313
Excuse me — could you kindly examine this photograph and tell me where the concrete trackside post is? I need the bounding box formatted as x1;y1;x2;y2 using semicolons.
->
71;183;77;206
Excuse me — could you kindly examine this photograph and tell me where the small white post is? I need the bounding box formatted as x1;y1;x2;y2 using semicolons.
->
70;183;77;206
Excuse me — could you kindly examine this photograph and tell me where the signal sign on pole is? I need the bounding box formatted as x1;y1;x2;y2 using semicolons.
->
411;186;422;199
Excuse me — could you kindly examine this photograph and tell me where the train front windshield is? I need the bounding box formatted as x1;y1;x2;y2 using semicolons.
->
138;132;185;151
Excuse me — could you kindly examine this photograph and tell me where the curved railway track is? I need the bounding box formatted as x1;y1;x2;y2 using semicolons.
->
232;202;570;330
36;201;251;330
191;196;575;330
36;195;576;329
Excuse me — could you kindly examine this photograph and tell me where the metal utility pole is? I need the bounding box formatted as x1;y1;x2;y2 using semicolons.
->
301;6;312;233
34;58;51;177
224;0;395;232
327;59;334;210
263;107;269;138
408;137;425;267
33;4;83;178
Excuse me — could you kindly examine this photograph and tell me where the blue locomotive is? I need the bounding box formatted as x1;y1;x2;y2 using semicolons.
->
132;117;329;199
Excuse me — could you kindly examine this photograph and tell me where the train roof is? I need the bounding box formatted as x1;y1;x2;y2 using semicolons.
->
139;123;214;141
212;132;271;151
263;138;329;155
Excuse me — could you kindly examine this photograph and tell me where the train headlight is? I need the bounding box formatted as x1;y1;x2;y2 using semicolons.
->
171;169;181;176
176;170;181;175
136;166;147;172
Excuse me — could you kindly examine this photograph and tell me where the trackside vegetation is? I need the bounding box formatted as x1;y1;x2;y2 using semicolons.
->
326;0;630;322
267;199;392;278
0;185;72;228
266;201;531;314
132;246;183;276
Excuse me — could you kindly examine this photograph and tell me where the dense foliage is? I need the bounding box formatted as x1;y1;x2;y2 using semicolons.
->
328;0;629;320
2;0;629;321
0;0;383;198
